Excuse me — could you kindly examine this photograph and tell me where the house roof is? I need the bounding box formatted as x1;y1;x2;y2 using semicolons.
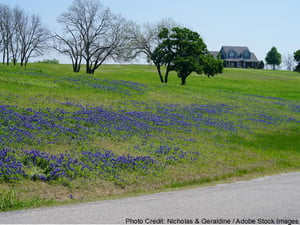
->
209;51;219;58
221;46;250;54
250;53;258;61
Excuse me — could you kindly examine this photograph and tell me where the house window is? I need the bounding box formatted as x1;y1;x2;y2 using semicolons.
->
228;50;235;58
243;51;250;59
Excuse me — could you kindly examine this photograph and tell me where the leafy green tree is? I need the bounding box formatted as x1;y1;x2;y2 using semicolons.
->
258;60;265;69
203;55;223;77
294;50;300;72
152;27;223;85
265;47;281;70
170;27;208;85
150;28;175;83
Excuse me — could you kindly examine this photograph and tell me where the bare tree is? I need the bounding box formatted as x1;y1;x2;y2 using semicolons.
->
17;14;49;66
87;14;134;73
10;7;23;65
53;23;84;72
0;3;49;66
54;0;88;72
0;4;13;65
56;0;133;74
283;53;295;71
128;18;180;83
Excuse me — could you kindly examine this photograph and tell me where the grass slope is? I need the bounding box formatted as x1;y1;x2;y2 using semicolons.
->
0;64;299;211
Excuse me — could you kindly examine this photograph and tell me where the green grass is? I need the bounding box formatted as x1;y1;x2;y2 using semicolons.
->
0;63;299;211
0;186;54;211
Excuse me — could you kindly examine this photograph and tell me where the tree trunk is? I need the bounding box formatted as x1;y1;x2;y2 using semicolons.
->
273;64;275;70
2;48;5;64
89;69;95;74
76;64;81;72
181;76;186;85
86;63;95;74
5;44;10;65
73;61;81;72
164;69;169;83
77;57;82;72
20;51;25;66
86;67;95;74
155;64;164;83
86;58;91;74
73;62;77;72
73;65;80;73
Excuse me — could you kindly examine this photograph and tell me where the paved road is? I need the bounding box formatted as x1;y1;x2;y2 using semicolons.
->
1;172;299;224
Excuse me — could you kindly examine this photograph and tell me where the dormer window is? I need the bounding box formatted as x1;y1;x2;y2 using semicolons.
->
243;50;250;59
228;50;235;58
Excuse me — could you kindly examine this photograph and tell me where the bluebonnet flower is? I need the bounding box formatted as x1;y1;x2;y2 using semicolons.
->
0;149;26;182
289;104;300;113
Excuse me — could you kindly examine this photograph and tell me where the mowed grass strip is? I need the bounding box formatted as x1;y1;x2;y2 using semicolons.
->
0;64;299;211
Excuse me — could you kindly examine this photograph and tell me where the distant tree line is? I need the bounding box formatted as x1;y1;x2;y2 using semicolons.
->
35;58;59;64
1;0;299;84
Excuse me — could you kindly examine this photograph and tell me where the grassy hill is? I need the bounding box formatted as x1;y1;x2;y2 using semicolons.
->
1;63;299;210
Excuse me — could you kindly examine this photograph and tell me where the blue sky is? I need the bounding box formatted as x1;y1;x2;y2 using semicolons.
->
1;0;299;64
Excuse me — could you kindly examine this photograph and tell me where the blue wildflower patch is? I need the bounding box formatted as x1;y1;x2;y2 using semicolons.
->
0;148;158;183
0;149;26;182
1;96;299;184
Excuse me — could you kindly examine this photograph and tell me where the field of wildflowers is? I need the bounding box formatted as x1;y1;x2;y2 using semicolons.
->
0;64;299;210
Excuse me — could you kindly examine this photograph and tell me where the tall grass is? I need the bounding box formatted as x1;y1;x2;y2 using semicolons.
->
0;187;54;211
